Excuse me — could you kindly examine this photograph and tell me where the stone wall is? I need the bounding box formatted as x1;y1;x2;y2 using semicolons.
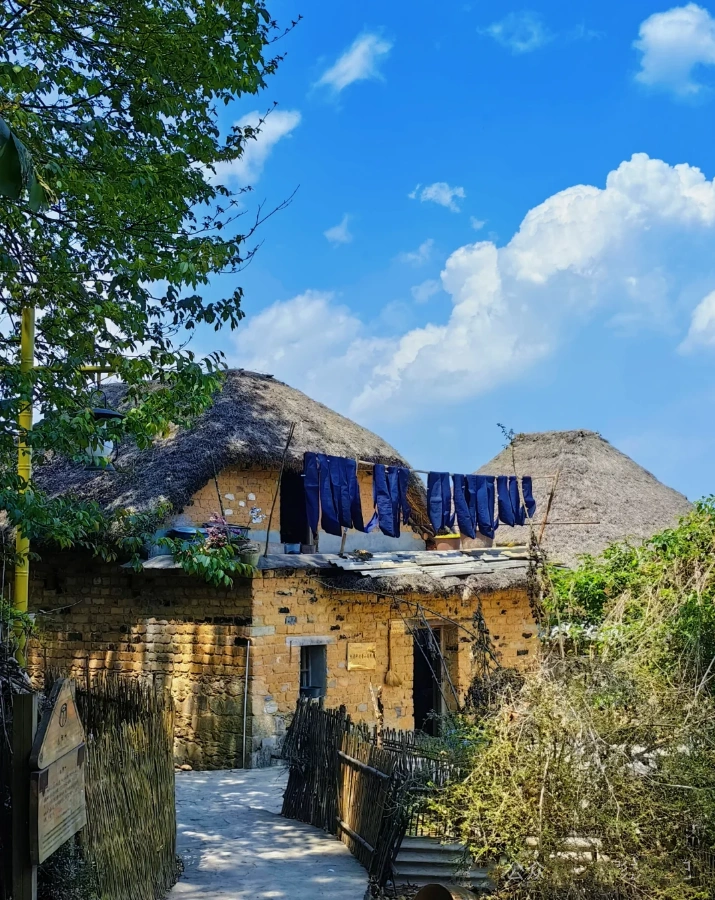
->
27;554;253;770
247;569;537;766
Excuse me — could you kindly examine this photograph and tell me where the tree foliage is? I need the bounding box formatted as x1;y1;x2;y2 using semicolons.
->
0;0;293;554
432;500;715;899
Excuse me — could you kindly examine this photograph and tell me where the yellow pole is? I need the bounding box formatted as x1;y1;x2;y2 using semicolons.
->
14;306;35;665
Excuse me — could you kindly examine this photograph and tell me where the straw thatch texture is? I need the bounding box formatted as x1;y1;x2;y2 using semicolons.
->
34;369;427;524
329;563;529;597
477;430;692;566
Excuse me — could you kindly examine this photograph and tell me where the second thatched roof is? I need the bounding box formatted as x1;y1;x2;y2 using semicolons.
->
477;430;692;566
34;369;428;524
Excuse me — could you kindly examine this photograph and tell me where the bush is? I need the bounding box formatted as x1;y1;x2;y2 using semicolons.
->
432;498;715;899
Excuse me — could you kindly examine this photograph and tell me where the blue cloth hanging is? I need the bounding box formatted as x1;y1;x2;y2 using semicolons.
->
475;475;498;538
522;476;537;519
303;452;320;535
317;453;342;536
497;475;527;527
496;475;515;527
452;474;478;539
370;464;411;537
427;472;454;533
312;454;369;535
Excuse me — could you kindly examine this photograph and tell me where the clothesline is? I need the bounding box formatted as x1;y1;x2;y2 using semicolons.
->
356;459;557;479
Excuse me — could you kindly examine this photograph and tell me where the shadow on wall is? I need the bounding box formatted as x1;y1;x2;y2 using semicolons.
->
32;603;251;770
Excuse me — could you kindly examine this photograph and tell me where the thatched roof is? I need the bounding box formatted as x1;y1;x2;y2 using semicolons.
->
477;430;692;566
34;369;426;521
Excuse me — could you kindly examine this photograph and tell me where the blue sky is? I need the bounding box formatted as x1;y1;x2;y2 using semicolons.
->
194;0;715;500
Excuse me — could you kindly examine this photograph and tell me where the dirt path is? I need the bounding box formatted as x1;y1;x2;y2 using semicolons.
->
168;767;368;900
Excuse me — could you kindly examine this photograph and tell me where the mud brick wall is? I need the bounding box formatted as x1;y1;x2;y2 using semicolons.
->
27;554;253;770
187;463;378;534
247;570;537;766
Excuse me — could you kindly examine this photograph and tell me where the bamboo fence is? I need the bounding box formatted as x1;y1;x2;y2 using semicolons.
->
51;674;177;900
281;699;436;885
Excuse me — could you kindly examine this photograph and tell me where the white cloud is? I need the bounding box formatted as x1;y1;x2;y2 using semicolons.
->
679;290;715;350
231;154;715;421
481;11;553;54
317;33;392;93
634;4;715;97
324;214;353;245
210;110;301;186
410;182;466;212
411;279;442;303
398;239;434;265
231;292;391;412
470;217;486;231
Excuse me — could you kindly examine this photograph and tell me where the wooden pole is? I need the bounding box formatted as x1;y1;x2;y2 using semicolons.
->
14;306;35;666
263;422;296;557
12;692;38;900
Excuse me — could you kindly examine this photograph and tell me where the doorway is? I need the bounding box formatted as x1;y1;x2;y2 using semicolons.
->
413;626;442;736
280;469;309;545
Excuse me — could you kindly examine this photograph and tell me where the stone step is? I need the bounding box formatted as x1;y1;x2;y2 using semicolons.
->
399;837;464;853
392;864;490;887
393;837;492;890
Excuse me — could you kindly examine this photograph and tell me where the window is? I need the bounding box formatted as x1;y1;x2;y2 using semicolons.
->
300;644;327;699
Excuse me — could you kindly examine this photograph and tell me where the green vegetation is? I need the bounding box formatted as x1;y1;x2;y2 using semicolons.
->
159;515;255;586
432;499;715;899
0;0;292;560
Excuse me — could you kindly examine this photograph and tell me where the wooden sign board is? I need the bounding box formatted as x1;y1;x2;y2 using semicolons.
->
30;744;87;865
30;680;84;770
347;642;377;671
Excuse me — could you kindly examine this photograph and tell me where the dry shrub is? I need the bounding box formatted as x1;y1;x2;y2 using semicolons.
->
432;500;715;899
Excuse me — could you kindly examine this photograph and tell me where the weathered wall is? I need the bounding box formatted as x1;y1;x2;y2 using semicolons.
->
27;554;536;770
248;570;537;766
184;464;423;553
27;554;253;770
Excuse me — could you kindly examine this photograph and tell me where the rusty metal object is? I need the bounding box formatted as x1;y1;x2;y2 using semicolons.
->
414;885;476;900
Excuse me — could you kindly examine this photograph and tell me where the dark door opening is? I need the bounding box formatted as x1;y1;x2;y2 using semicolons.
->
300;644;327;699
413;627;442;736
280;469;310;545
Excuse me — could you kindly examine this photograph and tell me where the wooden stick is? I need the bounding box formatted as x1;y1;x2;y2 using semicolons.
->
12;692;38;900
264;422;296;557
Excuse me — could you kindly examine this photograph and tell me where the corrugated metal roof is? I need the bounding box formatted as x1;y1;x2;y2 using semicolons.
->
132;547;531;581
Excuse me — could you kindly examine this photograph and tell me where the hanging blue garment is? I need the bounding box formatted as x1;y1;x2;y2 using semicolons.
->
347;459;367;532
427;472;454;533
452;474;477;539
497;475;527;527
370;464;410;537
317;453;342;535
305;453;370;536
496;475;515;527
475;475;498;538
303;452;320;535
371;464;395;536
522;476;537;519
387;466;412;538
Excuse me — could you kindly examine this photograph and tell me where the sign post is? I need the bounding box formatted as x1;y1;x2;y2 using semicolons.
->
12;692;38;900
29;679;87;865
